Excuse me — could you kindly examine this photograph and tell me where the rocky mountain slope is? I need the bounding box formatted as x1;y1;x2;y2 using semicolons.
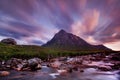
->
43;30;111;51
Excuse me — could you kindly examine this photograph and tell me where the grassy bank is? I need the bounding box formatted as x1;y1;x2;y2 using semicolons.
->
0;43;114;60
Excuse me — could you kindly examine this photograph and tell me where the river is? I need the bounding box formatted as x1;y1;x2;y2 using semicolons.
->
0;66;120;80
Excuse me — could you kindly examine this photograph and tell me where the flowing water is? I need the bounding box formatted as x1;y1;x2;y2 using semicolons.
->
0;66;120;80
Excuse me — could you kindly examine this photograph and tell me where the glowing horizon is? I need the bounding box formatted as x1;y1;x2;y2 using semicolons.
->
0;0;120;51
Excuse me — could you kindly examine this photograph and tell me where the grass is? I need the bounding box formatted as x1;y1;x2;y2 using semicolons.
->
0;43;114;60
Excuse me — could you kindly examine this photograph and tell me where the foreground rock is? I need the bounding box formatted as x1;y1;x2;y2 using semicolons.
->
28;58;42;71
0;71;10;77
110;53;120;61
0;58;42;71
50;60;62;68
85;61;114;71
0;52;120;72
48;53;120;72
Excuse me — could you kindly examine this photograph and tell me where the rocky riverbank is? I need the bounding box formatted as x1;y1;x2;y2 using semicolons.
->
0;52;120;77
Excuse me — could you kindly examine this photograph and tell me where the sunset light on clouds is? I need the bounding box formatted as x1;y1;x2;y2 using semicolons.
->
0;0;120;51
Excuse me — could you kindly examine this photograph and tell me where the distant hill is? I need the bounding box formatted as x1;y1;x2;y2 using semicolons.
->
42;29;112;51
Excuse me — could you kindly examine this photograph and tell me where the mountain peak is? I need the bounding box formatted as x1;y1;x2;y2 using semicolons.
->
43;30;111;51
58;29;66;34
55;29;67;37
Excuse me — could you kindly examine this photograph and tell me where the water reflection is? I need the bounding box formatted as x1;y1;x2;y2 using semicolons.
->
0;66;119;80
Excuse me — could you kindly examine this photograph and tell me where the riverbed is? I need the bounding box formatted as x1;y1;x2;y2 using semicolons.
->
1;66;120;80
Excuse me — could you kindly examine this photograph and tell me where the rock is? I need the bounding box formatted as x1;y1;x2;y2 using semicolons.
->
0;60;2;68
5;58;22;69
50;60;62;68
11;59;29;71
1;58;42;71
16;64;24;71
36;64;42;69
59;57;67;61
0;71;10;77
117;71;120;75
57;69;68;76
112;62;120;70
57;69;67;73
67;68;73;73
1;38;17;45
80;69;84;72
85;61;114;71
98;65;112;71
28;58;42;71
21;60;29;68
110;53;120;61
72;66;78;71
67;57;82;65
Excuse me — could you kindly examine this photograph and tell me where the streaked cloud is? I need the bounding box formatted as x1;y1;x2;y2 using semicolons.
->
0;0;119;50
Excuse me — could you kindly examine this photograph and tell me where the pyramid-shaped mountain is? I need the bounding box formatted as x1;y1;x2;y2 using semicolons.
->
43;30;111;51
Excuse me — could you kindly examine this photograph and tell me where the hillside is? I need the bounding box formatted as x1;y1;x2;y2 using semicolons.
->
0;42;114;60
0;43;49;60
0;30;113;60
43;30;111;51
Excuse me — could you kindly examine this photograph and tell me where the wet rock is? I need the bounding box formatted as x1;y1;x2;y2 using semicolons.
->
98;65;112;71
112;62;120;70
50;60;62;68
49;58;58;62
5;58;22;69
67;68;73;73
0;60;2;68
117;71;120;75
28;58;42;71
58;57;67;61
110;53;120;61
0;58;42;71
72;66;78;71
80;69;84;72
66;57;82;65
85;61;114;71
14;59;29;71
1;38;17;45
0;71;10;77
16;64;24;71
57;69;67;74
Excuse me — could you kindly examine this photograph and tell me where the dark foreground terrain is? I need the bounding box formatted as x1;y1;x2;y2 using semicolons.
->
0;52;120;80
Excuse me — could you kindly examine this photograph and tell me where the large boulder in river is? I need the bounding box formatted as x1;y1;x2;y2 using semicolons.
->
28;58;42;71
1;38;17;45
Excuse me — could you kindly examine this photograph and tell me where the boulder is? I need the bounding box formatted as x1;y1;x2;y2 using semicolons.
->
67;68;73;73
57;69;67;73
98;65;112;71
72;66;78;71
0;71;10;77
1;38;17;45
80;69;84;72
5;58;22;68
50;60;62;68
58;57;67;61
112;62;120;70
110;53;120;61
28;58;42;71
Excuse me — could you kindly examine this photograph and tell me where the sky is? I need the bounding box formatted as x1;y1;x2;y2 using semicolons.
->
0;0;120;51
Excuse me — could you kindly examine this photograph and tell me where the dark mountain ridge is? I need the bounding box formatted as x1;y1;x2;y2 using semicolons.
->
43;29;112;51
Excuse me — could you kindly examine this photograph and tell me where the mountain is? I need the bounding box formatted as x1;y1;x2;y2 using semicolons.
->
42;29;111;51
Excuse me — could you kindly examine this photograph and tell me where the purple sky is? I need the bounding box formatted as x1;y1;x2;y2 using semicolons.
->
0;0;120;50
